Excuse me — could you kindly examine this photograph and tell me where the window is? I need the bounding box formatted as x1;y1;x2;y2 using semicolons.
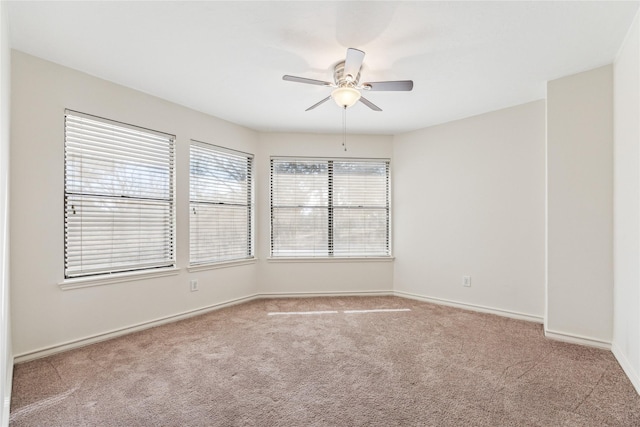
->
64;111;175;278
270;158;390;257
190;141;253;265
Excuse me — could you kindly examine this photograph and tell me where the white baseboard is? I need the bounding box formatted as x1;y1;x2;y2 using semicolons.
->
612;342;640;395
544;328;611;350
13;294;261;363
393;290;544;324
257;290;394;299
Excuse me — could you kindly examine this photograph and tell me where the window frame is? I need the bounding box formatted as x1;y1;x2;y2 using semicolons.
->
63;110;176;280
189;140;255;267
270;156;392;259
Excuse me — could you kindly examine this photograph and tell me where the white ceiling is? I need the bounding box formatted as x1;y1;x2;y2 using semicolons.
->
7;1;640;135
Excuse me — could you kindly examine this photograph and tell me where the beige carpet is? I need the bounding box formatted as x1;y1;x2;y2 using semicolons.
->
10;296;640;426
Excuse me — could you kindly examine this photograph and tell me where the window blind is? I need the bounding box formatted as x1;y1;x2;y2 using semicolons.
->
64;111;175;278
270;158;390;257
190;141;253;264
333;161;390;256
270;160;329;257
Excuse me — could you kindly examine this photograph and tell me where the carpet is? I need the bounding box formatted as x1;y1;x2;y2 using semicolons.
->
10;296;640;426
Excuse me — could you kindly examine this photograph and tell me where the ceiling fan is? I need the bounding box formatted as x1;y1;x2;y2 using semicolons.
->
283;48;414;112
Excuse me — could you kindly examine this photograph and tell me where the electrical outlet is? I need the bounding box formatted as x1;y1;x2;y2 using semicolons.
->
462;276;471;287
190;279;199;292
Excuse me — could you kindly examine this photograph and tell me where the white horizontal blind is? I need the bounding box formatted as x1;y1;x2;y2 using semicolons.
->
333;161;390;256
190;141;253;264
271;159;329;256
64;111;175;278
271;158;390;257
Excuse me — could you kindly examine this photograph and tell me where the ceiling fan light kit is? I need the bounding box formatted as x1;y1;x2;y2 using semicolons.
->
331;87;361;108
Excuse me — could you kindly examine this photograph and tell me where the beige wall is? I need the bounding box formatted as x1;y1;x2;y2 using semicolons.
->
613;11;640;393
546;65;614;346
10;52;260;358
256;132;395;296
0;2;11;424
10;53;395;359
392;101;546;320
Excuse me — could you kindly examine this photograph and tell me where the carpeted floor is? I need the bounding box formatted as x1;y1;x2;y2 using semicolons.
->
9;296;640;426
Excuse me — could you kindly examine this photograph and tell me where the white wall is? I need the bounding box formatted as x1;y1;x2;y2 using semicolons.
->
0;2;11;424
392;101;546;321
546;65;614;346
613;11;640;393
10;52;260;358
256;132;395;295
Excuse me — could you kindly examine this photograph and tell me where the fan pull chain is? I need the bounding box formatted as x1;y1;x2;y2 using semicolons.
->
342;106;348;151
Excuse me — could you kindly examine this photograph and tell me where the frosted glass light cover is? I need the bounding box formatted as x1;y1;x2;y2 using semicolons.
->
331;87;361;108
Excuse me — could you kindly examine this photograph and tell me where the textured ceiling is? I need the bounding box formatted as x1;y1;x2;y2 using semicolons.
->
7;1;640;134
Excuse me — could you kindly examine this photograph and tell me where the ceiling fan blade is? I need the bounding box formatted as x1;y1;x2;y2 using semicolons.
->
283;75;332;86
343;48;365;81
305;96;331;111
359;96;382;112
362;80;414;91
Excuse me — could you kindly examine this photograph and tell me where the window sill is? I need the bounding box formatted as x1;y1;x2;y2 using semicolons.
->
267;256;395;263
187;258;257;272
59;267;181;291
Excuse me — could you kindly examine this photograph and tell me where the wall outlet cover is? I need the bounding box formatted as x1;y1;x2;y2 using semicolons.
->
463;276;471;287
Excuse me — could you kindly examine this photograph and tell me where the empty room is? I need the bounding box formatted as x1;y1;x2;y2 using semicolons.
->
1;1;640;425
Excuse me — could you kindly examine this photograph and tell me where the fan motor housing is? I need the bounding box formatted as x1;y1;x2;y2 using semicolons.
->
334;61;361;87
